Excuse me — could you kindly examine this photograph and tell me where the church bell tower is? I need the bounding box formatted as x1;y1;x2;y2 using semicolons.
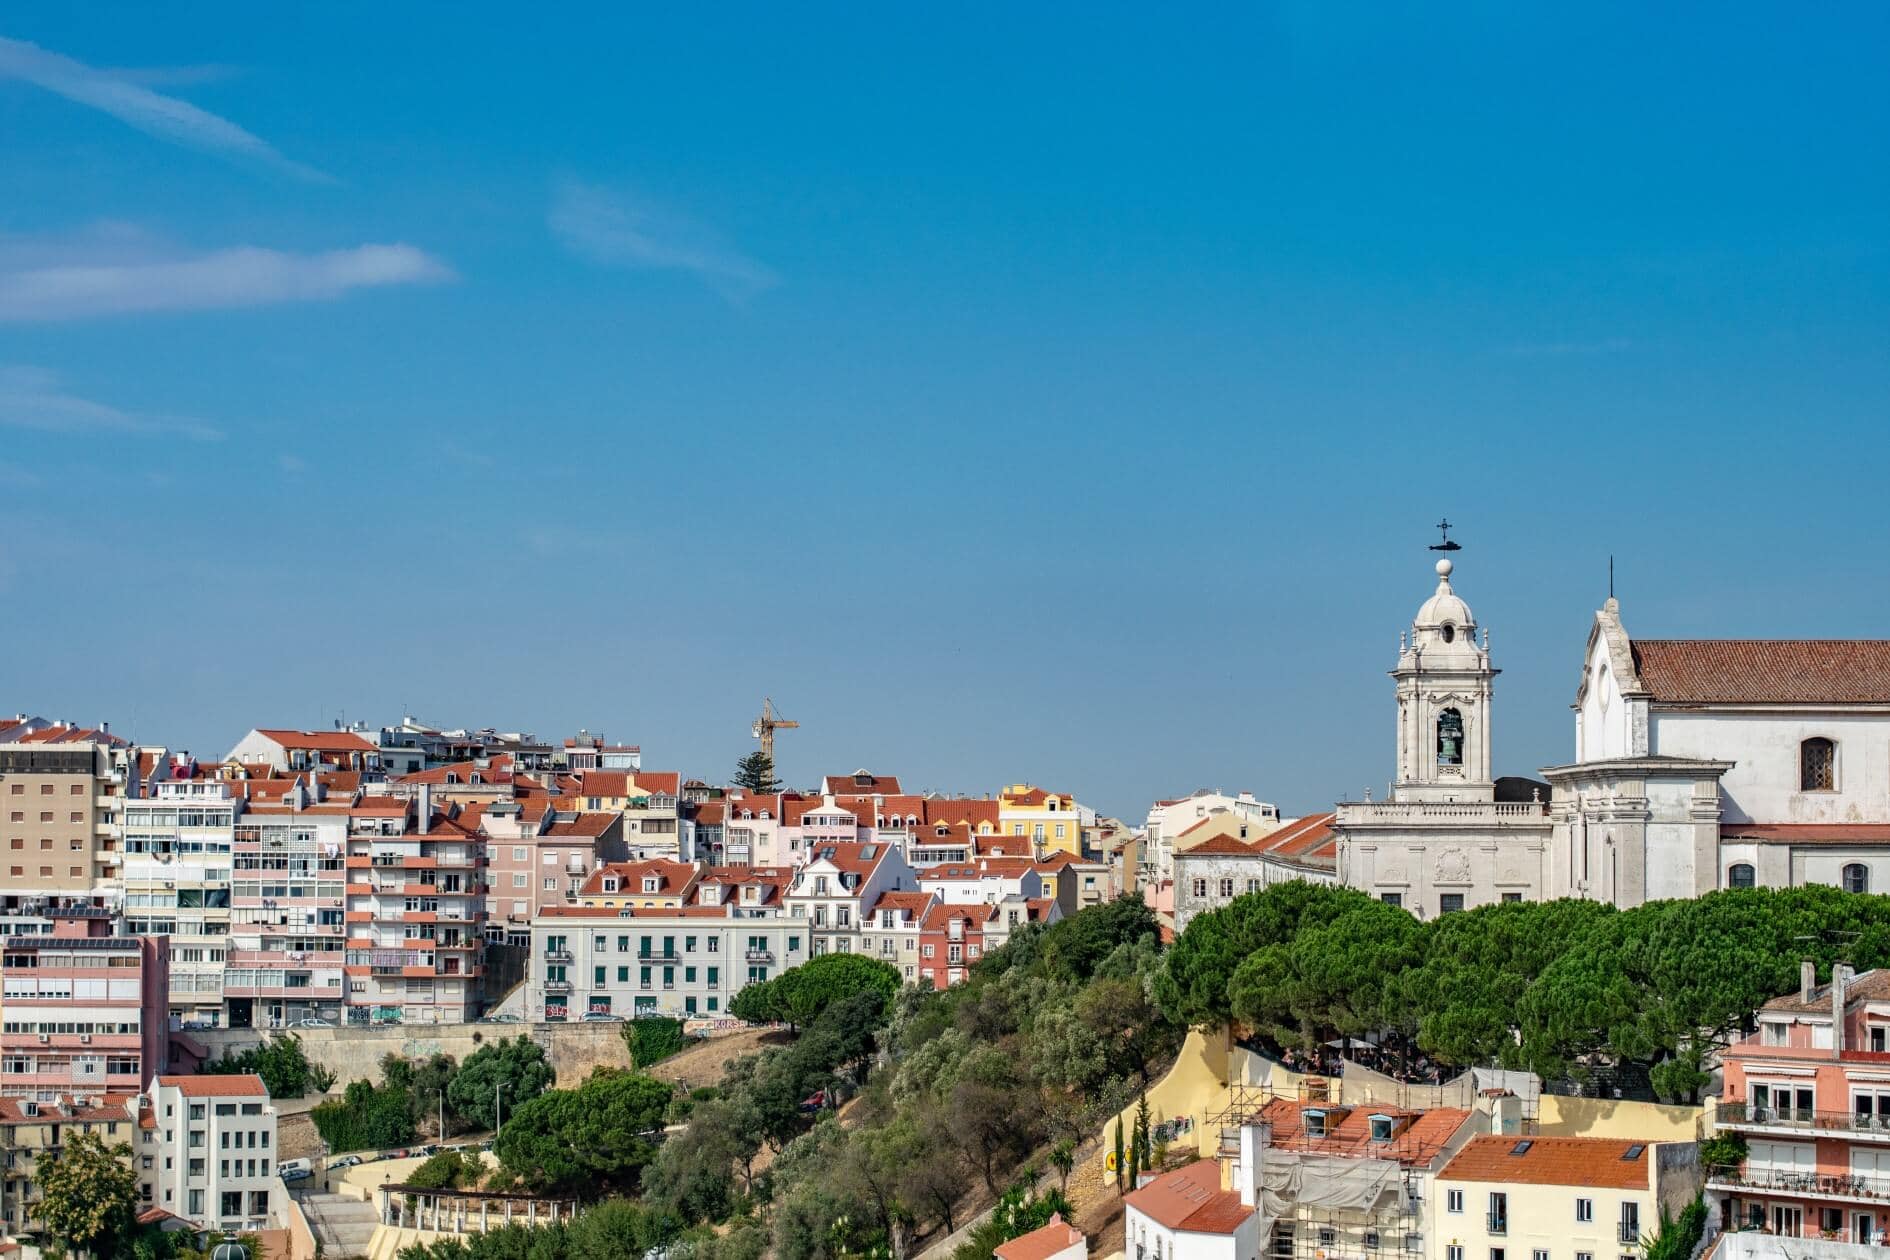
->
1391;528;1497;803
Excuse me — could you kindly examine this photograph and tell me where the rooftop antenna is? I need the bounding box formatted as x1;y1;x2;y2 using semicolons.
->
1609;555;1614;600
1428;519;1461;553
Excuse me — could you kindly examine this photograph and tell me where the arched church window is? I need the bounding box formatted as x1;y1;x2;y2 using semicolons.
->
1436;709;1464;766
1844;864;1870;894
1802;738;1836;791
1728;863;1755;889
1441;623;1455;644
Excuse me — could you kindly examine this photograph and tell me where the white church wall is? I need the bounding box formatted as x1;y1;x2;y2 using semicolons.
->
1796;851;1888;894
1577;643;1637;762
1651;710;1890;825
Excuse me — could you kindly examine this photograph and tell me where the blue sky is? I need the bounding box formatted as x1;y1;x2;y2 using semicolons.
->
2;5;1886;819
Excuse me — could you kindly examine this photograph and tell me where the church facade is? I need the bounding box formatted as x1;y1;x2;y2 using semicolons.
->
1332;553;1551;918
1543;601;1890;906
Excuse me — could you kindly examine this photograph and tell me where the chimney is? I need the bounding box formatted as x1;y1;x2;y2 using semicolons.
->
1835;963;1854;1058
1237;1121;1271;1207
1802;959;1817;1004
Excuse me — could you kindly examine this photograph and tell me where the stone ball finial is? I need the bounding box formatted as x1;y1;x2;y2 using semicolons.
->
1435;557;1454;579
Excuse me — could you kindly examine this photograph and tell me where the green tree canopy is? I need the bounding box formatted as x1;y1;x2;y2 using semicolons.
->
38;1129;140;1256
448;1035;553;1131
732;752;782;794
494;1070;673;1196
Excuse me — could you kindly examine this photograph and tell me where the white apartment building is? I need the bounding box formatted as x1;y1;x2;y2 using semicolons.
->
146;1073;279;1235
121;780;234;1025
1144;790;1282;881
528;906;809;1020
785;841;921;956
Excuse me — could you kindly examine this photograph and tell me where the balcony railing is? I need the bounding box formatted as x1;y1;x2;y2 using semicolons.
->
744;949;773;962
1487;1214;1507;1236
1709;1166;1890;1204
543;949;573;963
1717;1101;1890;1138
1618;1222;1640;1244
544;978;572;992
637;950;678;961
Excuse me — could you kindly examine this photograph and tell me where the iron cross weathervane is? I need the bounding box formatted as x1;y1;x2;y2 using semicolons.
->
1429;518;1462;553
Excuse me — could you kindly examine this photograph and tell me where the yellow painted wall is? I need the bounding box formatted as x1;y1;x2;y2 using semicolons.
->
1536;1095;1705;1141
1094;1026;1236;1175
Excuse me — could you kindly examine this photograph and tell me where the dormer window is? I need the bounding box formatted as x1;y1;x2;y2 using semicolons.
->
1369;1114;1394;1143
603;878;618;893
1303;1109;1328;1138
642;878;658;893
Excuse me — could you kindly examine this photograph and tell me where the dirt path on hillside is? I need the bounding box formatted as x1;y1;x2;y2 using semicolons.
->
644;1026;791;1088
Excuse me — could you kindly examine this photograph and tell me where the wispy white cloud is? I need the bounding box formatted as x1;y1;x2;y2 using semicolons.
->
0;34;328;182
549;179;778;303
0;224;453;322
277;453;307;474
0;365;222;440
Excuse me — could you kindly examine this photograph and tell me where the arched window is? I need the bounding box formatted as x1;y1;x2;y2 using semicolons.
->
1844;864;1870;895
1441;623;1455;644
1802;738;1836;791
1728;863;1756;889
1436;708;1464;766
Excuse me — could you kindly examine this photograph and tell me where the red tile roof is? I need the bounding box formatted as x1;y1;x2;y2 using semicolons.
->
581;858;700;897
1258;1098;1471;1167
398;759;514;787
922;798;1001;827
1631;639;1890;705
994;1214;1085;1260
1439;1134;1651;1190
867;890;936;918
542;812;621;839
255;729;378;753
1123;1162;1255;1234
823;773;904;796
158;1073;268;1098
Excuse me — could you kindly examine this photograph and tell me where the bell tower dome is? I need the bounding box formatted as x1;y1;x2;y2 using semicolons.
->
1392;536;1498;802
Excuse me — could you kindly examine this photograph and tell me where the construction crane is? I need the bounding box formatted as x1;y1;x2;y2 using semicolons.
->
752;697;800;765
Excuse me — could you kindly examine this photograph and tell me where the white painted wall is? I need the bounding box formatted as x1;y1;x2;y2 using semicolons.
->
1576;638;1639;761
1652;710;1890;825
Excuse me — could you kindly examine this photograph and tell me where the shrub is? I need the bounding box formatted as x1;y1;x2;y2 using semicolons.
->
625;1017;688;1068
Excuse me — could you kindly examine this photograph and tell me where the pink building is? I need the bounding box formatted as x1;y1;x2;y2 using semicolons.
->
1713;961;1890;1241
0;907;168;1098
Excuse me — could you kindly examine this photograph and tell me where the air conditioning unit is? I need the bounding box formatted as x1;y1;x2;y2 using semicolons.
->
79;1034;91;1044
37;1034;49;1043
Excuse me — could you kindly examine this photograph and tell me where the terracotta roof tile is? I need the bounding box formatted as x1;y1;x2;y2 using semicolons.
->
158;1073;268;1097
993;1214;1084;1260
1123;1162;1255;1234
1632;639;1890;705
1439;1134;1652;1191
1258;1098;1470;1167
1722;823;1890;845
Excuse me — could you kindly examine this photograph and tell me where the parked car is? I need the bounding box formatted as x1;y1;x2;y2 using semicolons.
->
297;1017;335;1028
580;1012;624;1022
480;1013;523;1024
279;1159;313;1183
416;1144;442;1157
327;1154;363;1169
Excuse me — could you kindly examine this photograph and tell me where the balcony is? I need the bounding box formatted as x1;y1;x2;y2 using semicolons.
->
637;950;679;961
544;978;572;993
1486;1214;1507;1236
1717;1102;1890;1142
744;949;774;963
543;949;573;963
1618;1223;1640;1245
1708;1166;1890;1206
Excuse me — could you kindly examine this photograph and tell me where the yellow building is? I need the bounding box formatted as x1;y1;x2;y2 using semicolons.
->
1431;1135;1701;1260
997;784;1082;857
1;1094;145;1236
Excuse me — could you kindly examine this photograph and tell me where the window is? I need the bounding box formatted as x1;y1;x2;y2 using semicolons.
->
1218;879;1234;898
1501;892;1523;904
1440;893;1465;914
1728;863;1755;889
1380;892;1402;908
1447;1189;1464;1214
1191;879;1207;898
1533;1253;1549;1260
1447;1249;1463;1260
1437;707;1465;766
1576;1198;1593;1223
1802;737;1836;790
1845;864;1870;895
